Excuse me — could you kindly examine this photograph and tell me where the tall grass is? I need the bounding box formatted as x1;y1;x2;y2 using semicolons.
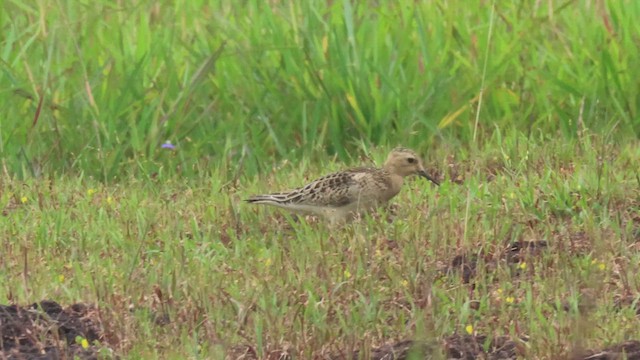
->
1;0;638;180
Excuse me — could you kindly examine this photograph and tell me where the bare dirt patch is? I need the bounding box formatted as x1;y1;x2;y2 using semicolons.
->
2;299;638;359
328;336;640;360
442;240;549;284
324;335;522;359
572;340;640;360
0;300;113;359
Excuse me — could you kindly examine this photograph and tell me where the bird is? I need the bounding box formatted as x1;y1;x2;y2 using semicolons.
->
245;147;439;224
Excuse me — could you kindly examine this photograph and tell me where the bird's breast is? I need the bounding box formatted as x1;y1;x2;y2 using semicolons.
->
378;174;403;202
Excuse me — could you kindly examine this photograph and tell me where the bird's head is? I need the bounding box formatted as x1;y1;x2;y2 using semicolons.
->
384;147;439;185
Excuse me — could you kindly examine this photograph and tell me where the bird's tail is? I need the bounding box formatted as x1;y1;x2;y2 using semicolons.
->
244;193;292;205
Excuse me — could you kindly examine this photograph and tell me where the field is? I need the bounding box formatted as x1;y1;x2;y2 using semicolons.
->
1;0;640;359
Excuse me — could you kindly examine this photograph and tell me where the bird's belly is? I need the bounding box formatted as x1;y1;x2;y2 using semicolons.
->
338;198;381;215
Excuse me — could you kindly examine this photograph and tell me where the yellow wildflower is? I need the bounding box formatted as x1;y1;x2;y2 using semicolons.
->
465;325;474;335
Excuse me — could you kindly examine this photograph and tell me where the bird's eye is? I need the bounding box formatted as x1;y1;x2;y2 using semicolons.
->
407;157;416;164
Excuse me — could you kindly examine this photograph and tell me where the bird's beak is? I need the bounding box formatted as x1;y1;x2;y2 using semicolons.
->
418;169;440;186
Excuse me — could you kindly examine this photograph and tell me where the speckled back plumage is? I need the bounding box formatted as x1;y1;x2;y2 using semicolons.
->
245;147;439;224
264;167;392;207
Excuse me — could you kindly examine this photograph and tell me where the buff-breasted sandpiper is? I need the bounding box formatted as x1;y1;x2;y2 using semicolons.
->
245;147;439;224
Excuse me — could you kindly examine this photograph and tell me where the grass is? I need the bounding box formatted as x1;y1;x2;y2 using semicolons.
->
1;0;640;358
1;1;639;179
2;133;640;358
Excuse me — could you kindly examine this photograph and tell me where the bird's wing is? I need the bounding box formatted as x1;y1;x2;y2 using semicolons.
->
284;167;387;207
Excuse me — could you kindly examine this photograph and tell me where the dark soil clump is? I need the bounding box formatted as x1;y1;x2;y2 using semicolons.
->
443;334;523;360
346;339;432;360
443;240;549;284
573;340;640;360
505;240;548;263
227;335;640;359
0;300;112;359
445;254;480;284
326;335;522;360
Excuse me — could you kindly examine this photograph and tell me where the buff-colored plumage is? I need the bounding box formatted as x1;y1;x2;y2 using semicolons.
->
245;147;439;224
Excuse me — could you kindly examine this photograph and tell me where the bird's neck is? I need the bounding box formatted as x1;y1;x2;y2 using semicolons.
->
382;163;396;173
388;173;404;198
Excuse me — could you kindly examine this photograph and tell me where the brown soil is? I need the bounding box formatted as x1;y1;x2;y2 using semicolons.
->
0;300;112;359
3;299;637;359
572;340;640;360
228;335;523;359
329;337;640;360
443;240;549;284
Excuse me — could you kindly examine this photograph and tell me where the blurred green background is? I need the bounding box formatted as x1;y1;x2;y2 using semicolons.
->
1;0;638;180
